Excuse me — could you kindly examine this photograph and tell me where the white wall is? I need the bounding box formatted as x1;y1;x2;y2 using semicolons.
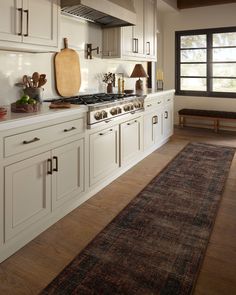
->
162;3;236;124
0;15;146;106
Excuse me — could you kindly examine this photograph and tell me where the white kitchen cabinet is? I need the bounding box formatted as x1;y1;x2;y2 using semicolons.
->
52;139;84;209
0;0;59;51
90;125;119;186
4;138;85;241
144;0;157;60
163;101;174;138
144;109;162;150
102;0;156;61
5;152;51;241
120;117;142;165
132;0;145;58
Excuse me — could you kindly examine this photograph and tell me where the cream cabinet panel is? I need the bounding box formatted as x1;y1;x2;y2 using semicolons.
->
52;139;84;209
144;0;157;60
121;26;134;57
0;0;22;42
0;0;59;51
5;152;51;241
144;109;162;150
22;0;58;47
90;126;119;186
163;104;173;138
120;117;142;165
133;0;145;57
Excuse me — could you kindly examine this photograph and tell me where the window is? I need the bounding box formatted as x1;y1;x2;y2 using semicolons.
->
175;27;236;98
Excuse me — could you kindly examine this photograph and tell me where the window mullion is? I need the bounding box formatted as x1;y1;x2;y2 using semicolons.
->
207;33;213;93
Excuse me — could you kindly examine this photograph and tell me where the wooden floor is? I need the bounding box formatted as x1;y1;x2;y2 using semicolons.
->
1;127;236;295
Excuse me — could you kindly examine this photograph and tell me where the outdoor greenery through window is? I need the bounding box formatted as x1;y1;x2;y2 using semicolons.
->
175;27;236;98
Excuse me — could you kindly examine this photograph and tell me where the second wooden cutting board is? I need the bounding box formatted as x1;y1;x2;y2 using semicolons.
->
55;38;81;97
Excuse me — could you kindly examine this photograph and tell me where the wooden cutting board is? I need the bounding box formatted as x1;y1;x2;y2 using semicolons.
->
55;38;81;97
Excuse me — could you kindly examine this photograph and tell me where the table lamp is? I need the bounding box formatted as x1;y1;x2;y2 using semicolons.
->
130;64;148;91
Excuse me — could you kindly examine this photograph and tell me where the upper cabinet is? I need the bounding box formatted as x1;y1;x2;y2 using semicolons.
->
0;0;59;52
102;0;157;61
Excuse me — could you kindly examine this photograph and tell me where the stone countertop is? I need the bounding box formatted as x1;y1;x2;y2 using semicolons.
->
136;88;175;97
0;103;88;131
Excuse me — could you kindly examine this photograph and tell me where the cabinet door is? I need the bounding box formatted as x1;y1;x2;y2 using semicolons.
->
5;152;51;241
144;109;163;150
144;0;156;60
22;0;58;47
102;27;121;58
133;0;145;57
0;0;22;42
52;139;84;209
163;104;173;138
121;26;134;57
90;126;119;186
120;117;142;165
143;111;156;150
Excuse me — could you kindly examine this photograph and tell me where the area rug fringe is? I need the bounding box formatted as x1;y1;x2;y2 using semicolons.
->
41;142;235;295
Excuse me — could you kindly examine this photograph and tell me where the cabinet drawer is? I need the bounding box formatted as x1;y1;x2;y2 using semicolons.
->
144;98;163;109
164;95;173;104
4;118;84;157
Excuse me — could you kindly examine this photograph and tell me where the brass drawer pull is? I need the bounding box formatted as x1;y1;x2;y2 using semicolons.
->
22;137;40;144
165;111;168;119
64;126;76;132
152;115;158;125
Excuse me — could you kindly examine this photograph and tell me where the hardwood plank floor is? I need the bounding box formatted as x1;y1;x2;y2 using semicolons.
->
0;126;236;295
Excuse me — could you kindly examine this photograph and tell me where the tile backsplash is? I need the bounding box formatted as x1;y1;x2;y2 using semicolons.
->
0;16;147;105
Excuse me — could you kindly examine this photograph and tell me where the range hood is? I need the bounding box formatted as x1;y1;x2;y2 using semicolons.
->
61;0;136;27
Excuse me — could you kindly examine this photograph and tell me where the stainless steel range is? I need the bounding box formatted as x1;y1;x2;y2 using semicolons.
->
46;93;145;128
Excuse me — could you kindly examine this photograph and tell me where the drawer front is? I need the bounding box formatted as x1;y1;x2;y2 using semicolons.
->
144;98;163;110
4;118;84;157
164;94;173;104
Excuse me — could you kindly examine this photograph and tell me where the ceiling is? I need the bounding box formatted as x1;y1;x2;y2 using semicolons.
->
177;0;236;9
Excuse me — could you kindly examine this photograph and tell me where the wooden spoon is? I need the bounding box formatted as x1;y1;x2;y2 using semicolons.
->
38;74;46;87
32;72;40;88
22;75;29;88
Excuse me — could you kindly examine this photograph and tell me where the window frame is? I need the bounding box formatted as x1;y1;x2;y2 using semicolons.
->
175;26;236;98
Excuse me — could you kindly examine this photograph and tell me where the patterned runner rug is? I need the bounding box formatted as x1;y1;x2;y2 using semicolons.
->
41;142;235;295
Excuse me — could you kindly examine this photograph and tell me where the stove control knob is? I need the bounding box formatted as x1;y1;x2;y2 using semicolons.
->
101;110;108;118
110;108;117;115
94;111;102;120
130;104;134;110
123;105;130;112
117;107;122;114
134;102;140;108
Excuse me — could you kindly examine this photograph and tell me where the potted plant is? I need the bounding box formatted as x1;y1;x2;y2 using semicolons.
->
103;72;115;93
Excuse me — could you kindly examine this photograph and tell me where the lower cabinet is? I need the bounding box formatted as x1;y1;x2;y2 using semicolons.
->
143;109;162;150
163;103;173;138
89;126;119;186
4;138;84;241
120;117;142;165
52;139;84;209
5;152;51;241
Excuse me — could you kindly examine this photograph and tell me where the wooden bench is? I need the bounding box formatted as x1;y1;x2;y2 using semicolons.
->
178;109;236;133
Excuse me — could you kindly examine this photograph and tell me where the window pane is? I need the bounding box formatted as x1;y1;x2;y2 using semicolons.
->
212;78;236;92
181;35;206;48
180;78;207;91
181;49;206;62
213;48;236;61
213;63;236;77
213;32;236;47
181;64;206;76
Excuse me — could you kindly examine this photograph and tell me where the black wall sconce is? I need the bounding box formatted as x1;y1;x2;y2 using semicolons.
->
85;43;99;59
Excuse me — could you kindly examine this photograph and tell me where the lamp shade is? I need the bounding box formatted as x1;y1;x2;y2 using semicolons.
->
130;64;148;78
